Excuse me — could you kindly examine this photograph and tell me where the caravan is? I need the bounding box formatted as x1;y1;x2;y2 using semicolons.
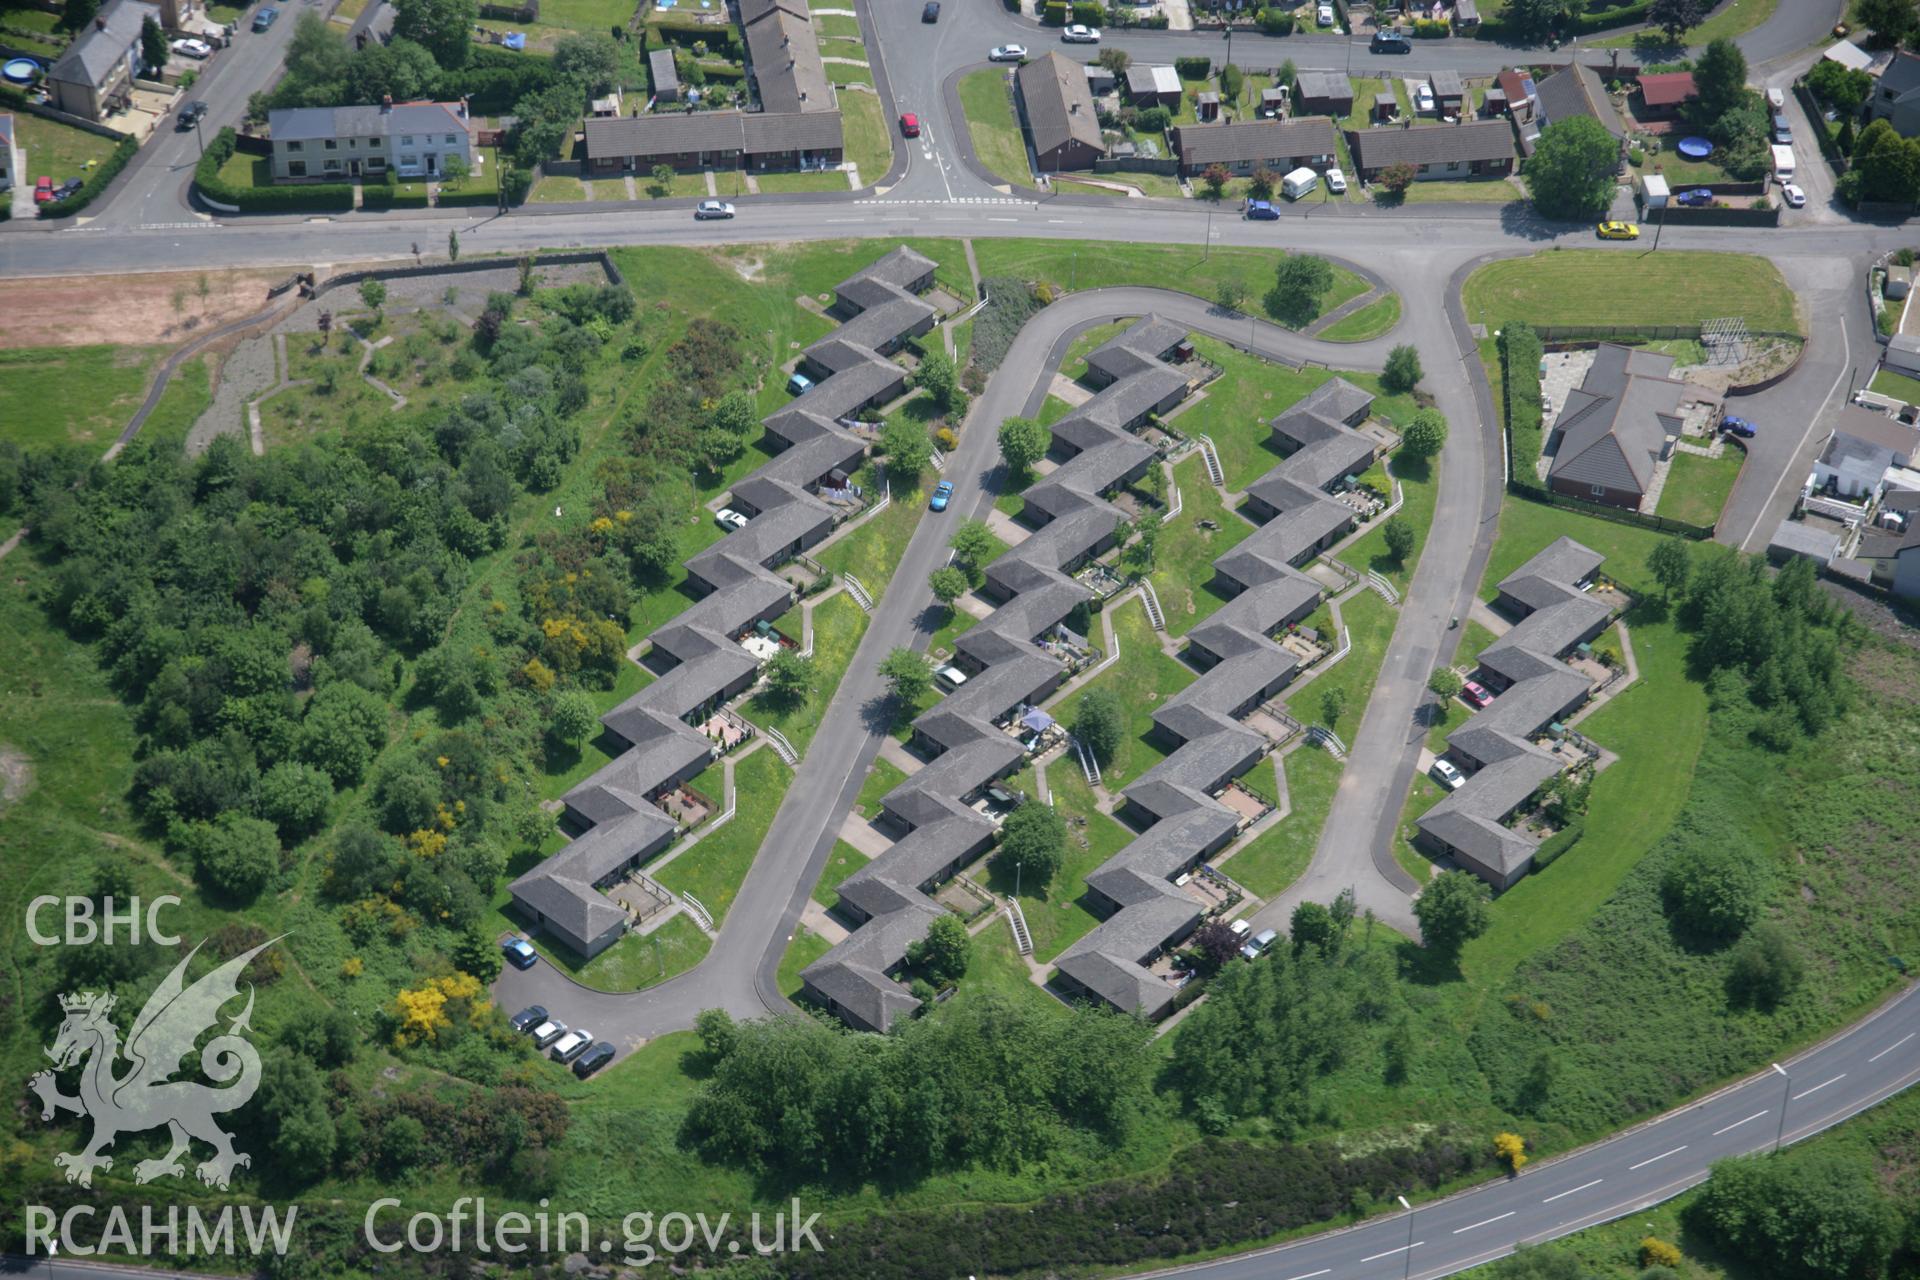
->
1281;166;1320;200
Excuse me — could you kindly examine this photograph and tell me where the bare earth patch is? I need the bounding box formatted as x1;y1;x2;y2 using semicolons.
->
0;268;289;348
0;745;33;810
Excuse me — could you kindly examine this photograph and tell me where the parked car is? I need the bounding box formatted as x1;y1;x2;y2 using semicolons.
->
53;177;82;200
252;6;278;30
1596;220;1640;240
715;508;750;531
177;100;208;130
1782;182;1807;208
1370;30;1412;52
1675;187;1713;207
509;1005;548;1033
32;176;52;205
899;111;920;137
786;370;815;394
933;663;968;690
930;480;954;512
1722;416;1757;439
1772;114;1792;144
171;37;213;58
921;0;939;19
989;43;1026;60
1240;928;1278;961
1766;87;1785;110
573;1041;616;1078
1061;23;1099;42
502;937;538;970
1431;759;1466;790
1228;919;1252;939
1317;1;1334;24
1415;83;1435;114
549;1029;594;1063
1460;679;1493;709
694;198;735;219
530;1020;567;1049
1324;167;1347;194
1541;391;1554;418
1245;198;1279;220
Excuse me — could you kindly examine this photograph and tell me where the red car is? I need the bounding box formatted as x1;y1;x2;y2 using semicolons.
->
1460;679;1493;709
33;176;53;204
899;112;920;138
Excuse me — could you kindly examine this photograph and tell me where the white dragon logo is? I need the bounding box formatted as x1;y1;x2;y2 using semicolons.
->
29;938;275;1190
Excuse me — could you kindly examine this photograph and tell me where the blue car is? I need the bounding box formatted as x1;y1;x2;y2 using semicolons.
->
1676;188;1713;207
930;480;954;512
502;938;538;970
1245;199;1279;221
1722;416;1757;438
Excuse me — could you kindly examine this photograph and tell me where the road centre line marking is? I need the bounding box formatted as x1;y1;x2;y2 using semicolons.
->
1278;1271;1329;1280
1628;1146;1686;1170
1870;1033;1914;1063
1452;1211;1515;1234
1793;1074;1844;1100
1541;1179;1602;1203
1359;1242;1423;1262
1712;1111;1769;1136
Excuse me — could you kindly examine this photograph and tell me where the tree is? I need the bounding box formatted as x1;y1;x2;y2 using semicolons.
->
359;278;387;317
1693;38;1750;122
253;1056;336;1174
1641;1237;1683;1269
1648;538;1692;597
1318;684;1349;728
1502;0;1578;38
178;812;282;901
761;647;815;707
60;0;99;32
992;415;1048;479
1661;842;1769;942
880;417;933;482
1725;923;1804;1010
1400;409;1447;457
1379;162;1418;196
906;912;971;983
649;162;675;196
1427;667;1464;700
694;1007;738;1060
879;647;932;703
390;0;477;68
1216;276;1247;313
1264;254;1334;328
996;799;1065;891
1648;0;1707;40
914;349;958;411
140;15;168;72
549;689;597;746
1289;900;1335;954
1096;46;1131;74
1414;870;1491;959
1382;515;1414;564
1809;59;1874;115
298;681;388;786
1856;129;1920;203
1688;1151;1900;1280
1247;167;1277;201
447;229;460;261
949;517;998;573
928;565;969;606
1856;0;1920;47
1201;163;1230;199
438;154;469;190
1073;687;1124;764
1525;116;1621;219
553;32;620;94
1382;343;1422;394
255;761;333;841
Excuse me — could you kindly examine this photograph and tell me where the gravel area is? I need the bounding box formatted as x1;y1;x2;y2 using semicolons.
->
185;333;278;455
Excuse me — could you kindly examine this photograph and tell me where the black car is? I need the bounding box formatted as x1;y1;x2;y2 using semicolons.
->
573;1041;616;1078
509;1005;548;1033
1370;30;1411;52
54;178;83;199
177;100;207;131
921;1;938;19
252;6;278;31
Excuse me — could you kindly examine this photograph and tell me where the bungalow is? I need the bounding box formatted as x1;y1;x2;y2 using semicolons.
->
1546;344;1719;511
1858;491;1920;598
1170;117;1338;178
582;110;843;174
1531;62;1626;155
1346;119;1517;182
1293;70;1353;116
268;100;473;182
739;0;834;116
1125;64;1183;109
1017;51;1105;173
44;0;161;122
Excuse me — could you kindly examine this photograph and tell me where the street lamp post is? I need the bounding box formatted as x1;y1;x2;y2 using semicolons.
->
1397;1194;1414;1280
1771;1062;1790;1152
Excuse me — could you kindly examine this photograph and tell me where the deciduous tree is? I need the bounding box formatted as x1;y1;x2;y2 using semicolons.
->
915;350;958;410
1382;343;1423;393
929;565;969;605
998;414;1049;475
1073;687;1124;764
1648;537;1692;597
996;799;1066;891
1525;116;1620;219
1264;254;1335;327
761;648;815;707
881;416;933;482
879;647;932;703
391;0;477;68
1401;408;1447;457
1382;515;1414;563
906;912;971;983
1648;0;1707;40
1688;1150;1900;1280
1427;667;1463;700
1414;870;1491;959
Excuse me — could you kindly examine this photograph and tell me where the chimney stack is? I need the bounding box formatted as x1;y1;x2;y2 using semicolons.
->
382;95;393;112
95;15;105;29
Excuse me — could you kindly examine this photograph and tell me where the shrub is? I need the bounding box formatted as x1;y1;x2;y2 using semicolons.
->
1494;1131;1527;1172
1070;0;1102;22
1411;16;1448;36
1174;55;1211;79
1497;322;1546;496
1040;0;1068;22
1532;822;1583;869
1640;1237;1682;1269
1135;105;1172;133
972;274;1046;372
1661;840;1769;943
1256;7;1294;33
1379;161;1418;194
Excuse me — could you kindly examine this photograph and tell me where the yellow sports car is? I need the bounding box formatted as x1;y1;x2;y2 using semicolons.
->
1596;221;1641;240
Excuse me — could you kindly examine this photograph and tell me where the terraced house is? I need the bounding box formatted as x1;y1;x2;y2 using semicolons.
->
267;100;474;182
507;248;940;958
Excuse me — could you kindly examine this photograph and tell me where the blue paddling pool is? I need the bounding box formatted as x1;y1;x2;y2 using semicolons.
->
2;58;40;85
1676;136;1713;160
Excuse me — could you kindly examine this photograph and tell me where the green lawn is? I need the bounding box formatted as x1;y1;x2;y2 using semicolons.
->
1296;590;1395;737
1592;0;1778;47
817;478;926;595
1050;597;1193;790
740;593;868;754
813;838;870;909
1462;250;1803;336
853;757;909;818
539;0;639;31
1479;496;1674;601
529;175;586;203
1148;455;1252;637
1317;294;1401;343
1175;336;1335;490
1869;366;1920;405
0;344;167;449
959;68;1028;186
753;169;852;194
138;357;213;450
1060;320;1131;381
986;765;1135;962
656;749;793;924
1222;744;1343;898
972;241;1369;320
815;12;862;37
838;85;893;185
1336;451;1436;592
1393;177;1523;205
776;924;834;997
14;112;117;187
1055;172;1189;199
1656;448;1744;530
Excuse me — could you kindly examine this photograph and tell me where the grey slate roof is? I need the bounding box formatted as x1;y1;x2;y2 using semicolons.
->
649;48;680;96
741;0;833;115
1294;70;1353;104
1536;62;1626;141
1547;344;1701;497
270;102;467;144
1428;69;1465;100
49;0;159;90
583;110;841;164
1348;119;1517;171
1172;117;1339;168
1827;405;1920;461
1017;51;1104;160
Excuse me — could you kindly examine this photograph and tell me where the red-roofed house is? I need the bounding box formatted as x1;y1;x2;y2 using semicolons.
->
1635;72;1696;123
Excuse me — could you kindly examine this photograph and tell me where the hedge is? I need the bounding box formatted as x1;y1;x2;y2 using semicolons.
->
1534;822;1584;869
1070;0;1102;23
1174;55;1211;79
1039;0;1067;24
1412;16;1448;36
194;126;354;212
1496;321;1546;498
1256;8;1294;33
41;133;135;218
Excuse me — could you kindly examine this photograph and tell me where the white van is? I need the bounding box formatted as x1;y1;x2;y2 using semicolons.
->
1770;143;1795;181
1281;166;1319;200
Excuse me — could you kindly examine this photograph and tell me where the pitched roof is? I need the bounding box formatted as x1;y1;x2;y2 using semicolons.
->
1547;344;1698;496
1428;69;1465;99
1828;405;1920;460
1347;119;1517;170
649;47;680;93
270;102;467;143
1880;50;1920;102
1017;51;1104;159
1536;62;1626;140
48;0;160;89
1172;117;1340;167
741;0;833;115
1294;70;1353;103
1636;71;1696;107
584;111;748;159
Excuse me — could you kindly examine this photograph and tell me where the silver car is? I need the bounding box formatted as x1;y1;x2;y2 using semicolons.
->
694;199;735;220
